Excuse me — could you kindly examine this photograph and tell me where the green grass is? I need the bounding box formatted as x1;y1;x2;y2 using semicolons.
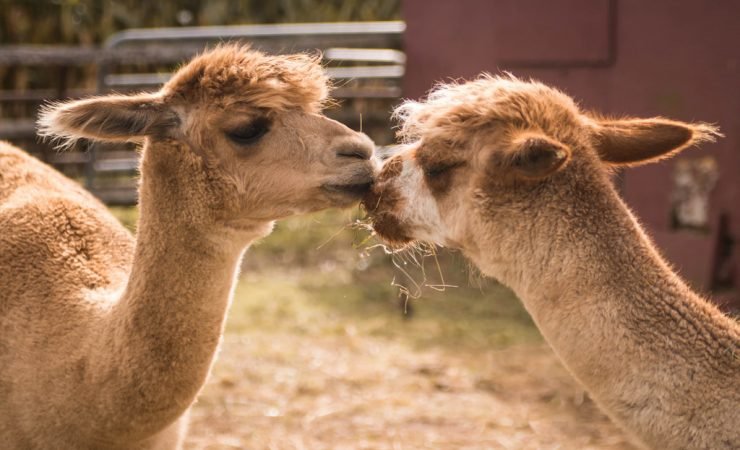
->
228;254;540;353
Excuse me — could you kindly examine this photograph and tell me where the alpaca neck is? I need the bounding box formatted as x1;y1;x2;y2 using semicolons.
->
88;140;270;442
474;170;739;448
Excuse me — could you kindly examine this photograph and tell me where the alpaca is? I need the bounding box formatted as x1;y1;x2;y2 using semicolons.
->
0;44;376;449
363;75;739;449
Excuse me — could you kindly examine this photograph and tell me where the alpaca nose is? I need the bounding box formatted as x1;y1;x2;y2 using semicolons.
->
333;133;375;160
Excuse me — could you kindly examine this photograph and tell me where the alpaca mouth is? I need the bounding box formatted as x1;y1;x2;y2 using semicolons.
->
360;185;415;247
366;212;415;248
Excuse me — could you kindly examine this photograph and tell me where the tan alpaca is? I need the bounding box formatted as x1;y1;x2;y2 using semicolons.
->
0;44;376;449
364;75;739;450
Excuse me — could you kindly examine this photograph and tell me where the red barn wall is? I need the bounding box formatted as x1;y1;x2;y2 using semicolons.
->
402;0;739;308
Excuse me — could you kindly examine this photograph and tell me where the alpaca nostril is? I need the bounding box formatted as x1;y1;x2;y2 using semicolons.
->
336;148;371;160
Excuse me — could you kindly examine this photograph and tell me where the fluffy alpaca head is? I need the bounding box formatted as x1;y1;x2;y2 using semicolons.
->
39;44;376;229
363;74;720;254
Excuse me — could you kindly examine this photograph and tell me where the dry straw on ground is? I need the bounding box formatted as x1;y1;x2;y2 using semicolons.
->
188;334;633;450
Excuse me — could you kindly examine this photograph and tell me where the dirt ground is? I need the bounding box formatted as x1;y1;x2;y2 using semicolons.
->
183;272;636;450
187;335;635;450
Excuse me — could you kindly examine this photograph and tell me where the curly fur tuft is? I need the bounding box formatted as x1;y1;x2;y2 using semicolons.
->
393;73;581;144
163;43;331;112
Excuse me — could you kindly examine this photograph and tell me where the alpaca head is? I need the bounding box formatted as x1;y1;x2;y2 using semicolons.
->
39;44;376;229
363;75;719;263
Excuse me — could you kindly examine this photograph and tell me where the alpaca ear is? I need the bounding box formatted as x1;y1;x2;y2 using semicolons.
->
506;135;571;179
592;118;721;166
38;93;178;148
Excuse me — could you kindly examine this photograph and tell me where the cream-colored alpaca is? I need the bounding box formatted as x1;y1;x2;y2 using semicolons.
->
364;75;739;450
0;45;375;449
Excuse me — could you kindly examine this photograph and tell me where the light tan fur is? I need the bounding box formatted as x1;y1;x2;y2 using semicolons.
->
1;44;376;449
364;75;739;450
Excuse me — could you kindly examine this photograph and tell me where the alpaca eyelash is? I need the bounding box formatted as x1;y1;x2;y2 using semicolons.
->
226;117;271;145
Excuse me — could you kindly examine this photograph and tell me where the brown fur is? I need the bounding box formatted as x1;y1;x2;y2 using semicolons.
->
364;74;738;449
1;44;376;449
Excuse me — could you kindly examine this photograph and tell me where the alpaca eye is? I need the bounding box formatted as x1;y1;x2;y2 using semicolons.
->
226;118;271;145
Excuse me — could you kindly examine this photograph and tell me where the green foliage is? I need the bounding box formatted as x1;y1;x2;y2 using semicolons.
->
0;0;401;45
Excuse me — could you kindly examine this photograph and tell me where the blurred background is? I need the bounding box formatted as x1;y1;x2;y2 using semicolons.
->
1;1;737;448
